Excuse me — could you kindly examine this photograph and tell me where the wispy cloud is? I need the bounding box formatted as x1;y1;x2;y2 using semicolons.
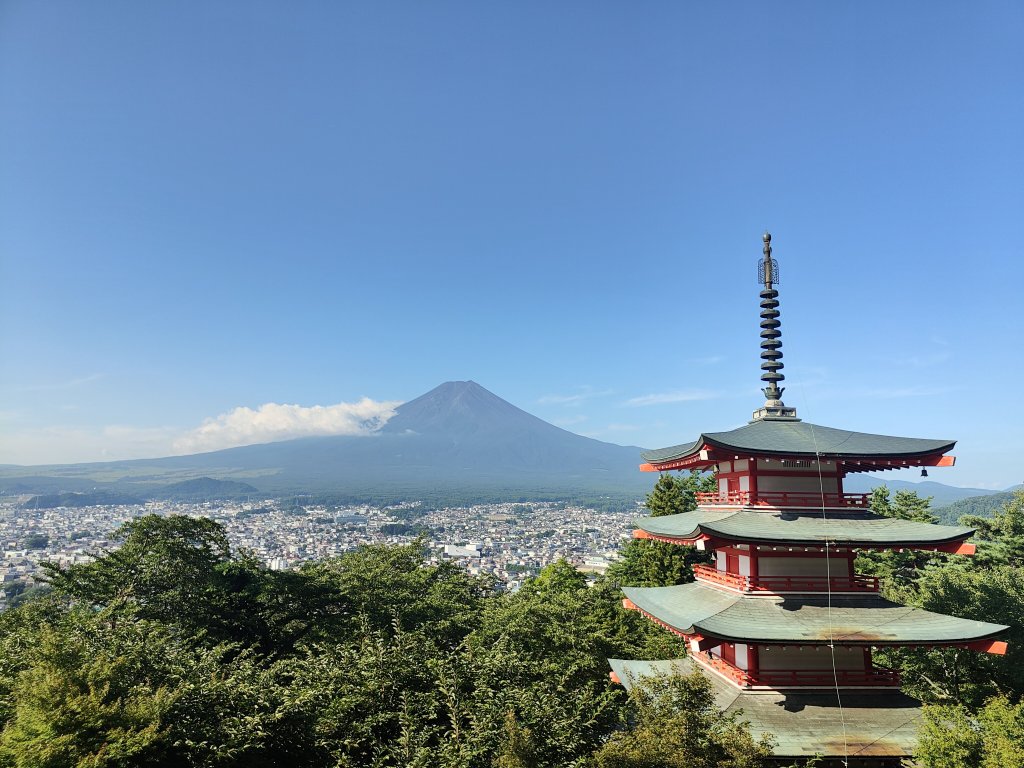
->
0;398;404;465
173;398;401;454
13;373;105;393
553;414;588;427
0;424;174;465
861;385;953;399
538;386;613;406
901;351;952;368
624;389;718;407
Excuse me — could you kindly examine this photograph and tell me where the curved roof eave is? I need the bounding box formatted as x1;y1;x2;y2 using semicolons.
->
640;421;956;465
636;510;975;547
624;583;1008;646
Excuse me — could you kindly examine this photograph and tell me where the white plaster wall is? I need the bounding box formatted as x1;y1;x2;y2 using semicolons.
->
757;475;839;494
735;644;748;670
757;556;837;577
738;555;751;577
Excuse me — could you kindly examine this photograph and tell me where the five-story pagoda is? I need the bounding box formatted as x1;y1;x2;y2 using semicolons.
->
609;233;1008;766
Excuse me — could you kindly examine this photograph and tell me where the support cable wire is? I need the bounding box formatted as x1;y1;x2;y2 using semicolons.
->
805;398;850;766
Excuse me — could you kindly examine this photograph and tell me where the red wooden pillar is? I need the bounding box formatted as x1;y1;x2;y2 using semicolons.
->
721;643;736;665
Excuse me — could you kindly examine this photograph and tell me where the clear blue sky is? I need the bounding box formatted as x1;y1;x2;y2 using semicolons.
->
1;2;1021;489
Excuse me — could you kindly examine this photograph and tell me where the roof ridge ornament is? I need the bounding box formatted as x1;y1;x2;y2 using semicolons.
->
753;232;800;422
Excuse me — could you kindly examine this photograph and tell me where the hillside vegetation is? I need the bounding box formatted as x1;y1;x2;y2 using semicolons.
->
1;481;1022;766
933;490;1021;525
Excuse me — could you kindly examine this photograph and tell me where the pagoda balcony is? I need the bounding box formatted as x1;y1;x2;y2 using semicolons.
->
692;564;880;594
695;490;870;509
693;651;900;689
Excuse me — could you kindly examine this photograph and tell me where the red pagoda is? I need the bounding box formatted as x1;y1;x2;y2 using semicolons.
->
609;233;1008;766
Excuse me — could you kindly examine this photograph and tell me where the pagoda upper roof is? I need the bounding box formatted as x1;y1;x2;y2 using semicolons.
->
640;419;955;466
623;582;1007;645
637;509;974;547
608;657;921;758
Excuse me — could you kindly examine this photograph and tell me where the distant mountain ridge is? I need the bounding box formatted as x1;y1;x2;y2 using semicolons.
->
0;381;1011;508
0;382;653;502
841;475;1003;507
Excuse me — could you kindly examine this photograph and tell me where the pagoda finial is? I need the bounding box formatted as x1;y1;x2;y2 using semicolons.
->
752;232;799;421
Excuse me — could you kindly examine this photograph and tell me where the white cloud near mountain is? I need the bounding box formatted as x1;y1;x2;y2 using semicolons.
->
624;389;717;407
173;398;401;454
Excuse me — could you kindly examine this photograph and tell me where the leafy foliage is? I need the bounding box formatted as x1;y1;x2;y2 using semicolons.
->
1;511;745;767
917;695;1024;768
591;670;773;767
8;476;1024;764
608;472;715;588
961;489;1024;567
856;488;944;593
860;490;1024;708
645;472;714;518
933;489;1022;525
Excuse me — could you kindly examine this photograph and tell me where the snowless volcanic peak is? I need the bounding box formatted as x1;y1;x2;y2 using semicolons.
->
382;380;556;438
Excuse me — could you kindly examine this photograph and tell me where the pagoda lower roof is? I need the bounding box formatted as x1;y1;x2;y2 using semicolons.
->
608;657;921;758
640;419;955;466
623;582;1007;645
636;509;974;547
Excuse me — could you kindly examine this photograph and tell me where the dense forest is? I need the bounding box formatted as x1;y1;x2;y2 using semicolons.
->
0;478;1022;766
931;489;1022;525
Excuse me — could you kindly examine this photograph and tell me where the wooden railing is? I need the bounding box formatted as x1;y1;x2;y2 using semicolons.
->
693;564;880;593
753;668;900;687
695;490;870;508
693;651;899;688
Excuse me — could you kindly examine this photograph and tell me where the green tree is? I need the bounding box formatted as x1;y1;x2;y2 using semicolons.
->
608;472;715;588
0;625;174;767
858;489;943;596
493;711;537;768
645;472;714;518
876;563;1024;705
300;540;493;646
869;486;938;523
21;534;48;550
41;515;353;653
41;515;232;629
518;559;587;598
917;695;1024;767
863;490;1024;707
592;670;773;768
962;490;1024;567
0;599;316;767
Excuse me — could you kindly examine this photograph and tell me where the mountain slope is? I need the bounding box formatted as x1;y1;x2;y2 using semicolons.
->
0;382;653;501
842;475;1001;507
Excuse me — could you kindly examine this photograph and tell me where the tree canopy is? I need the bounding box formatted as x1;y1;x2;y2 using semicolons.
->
5;483;1023;765
0;513;731;767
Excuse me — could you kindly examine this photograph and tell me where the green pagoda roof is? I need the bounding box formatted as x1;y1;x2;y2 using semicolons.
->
623;582;1007;645
608;657;922;758
640;419;955;464
637;509;974;547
